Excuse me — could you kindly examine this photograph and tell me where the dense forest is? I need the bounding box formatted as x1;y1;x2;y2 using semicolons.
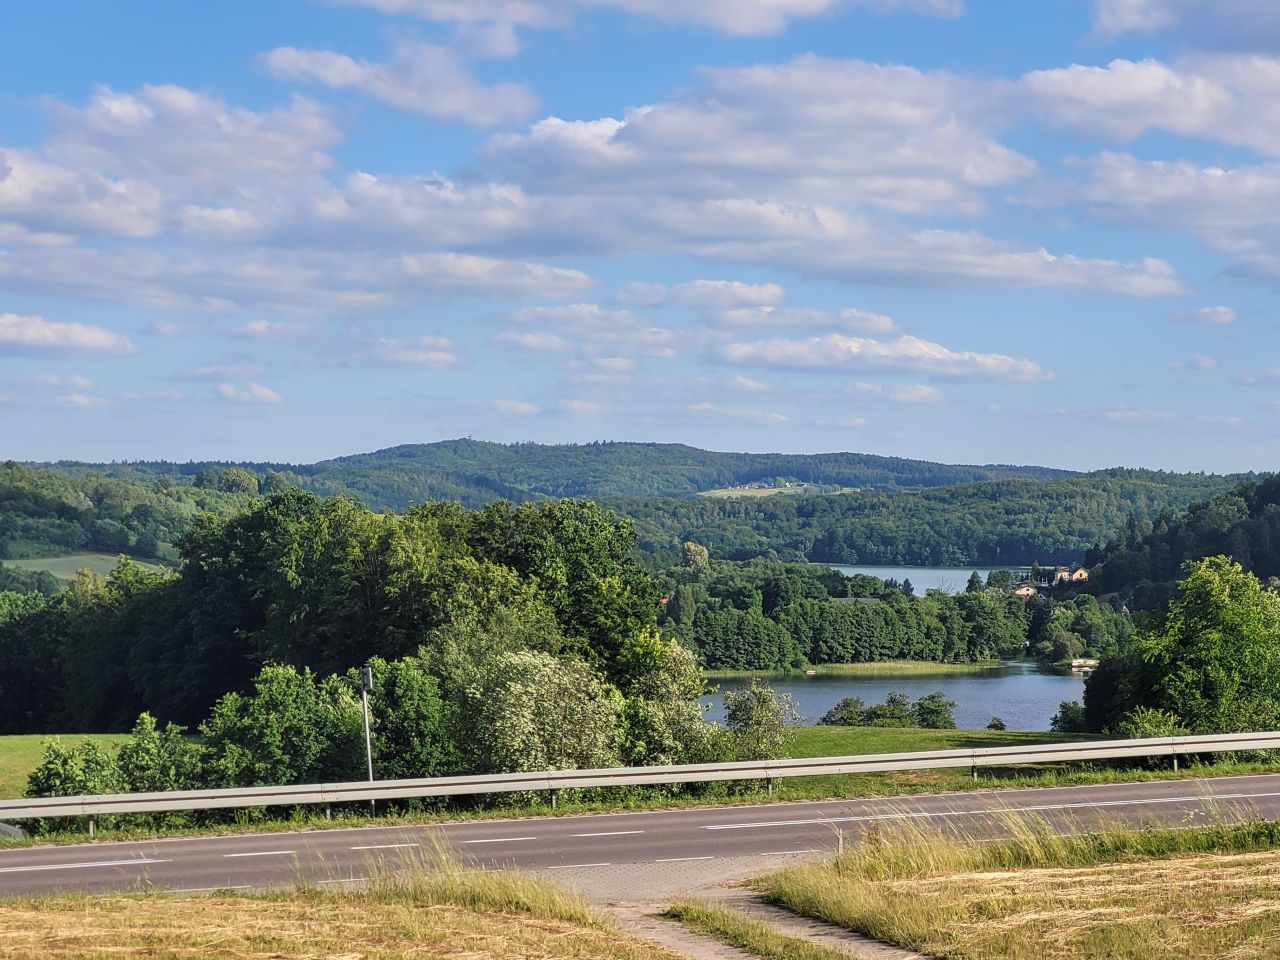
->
611;470;1245;567
42;439;1075;508
0;461;255;561
661;555;1133;671
8;455;1246;571
0;491;791;825
1085;475;1280;609
1080;557;1280;736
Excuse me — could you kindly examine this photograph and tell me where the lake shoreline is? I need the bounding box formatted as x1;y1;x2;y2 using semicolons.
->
703;660;1006;680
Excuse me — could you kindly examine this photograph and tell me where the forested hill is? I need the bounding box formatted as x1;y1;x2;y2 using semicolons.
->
607;470;1249;567
0;462;255;561
1086;474;1280;608
42;439;1076;509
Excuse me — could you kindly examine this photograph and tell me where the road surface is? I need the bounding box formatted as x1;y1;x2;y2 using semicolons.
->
2;773;1279;899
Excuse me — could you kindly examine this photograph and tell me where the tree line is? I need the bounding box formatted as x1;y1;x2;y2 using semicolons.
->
658;554;1133;671
1086;474;1280;609
610;470;1241;568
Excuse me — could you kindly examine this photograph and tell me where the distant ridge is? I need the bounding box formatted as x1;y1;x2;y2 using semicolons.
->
42;438;1078;510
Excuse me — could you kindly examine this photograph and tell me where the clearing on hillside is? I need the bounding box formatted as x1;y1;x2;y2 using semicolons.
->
4;554;168;580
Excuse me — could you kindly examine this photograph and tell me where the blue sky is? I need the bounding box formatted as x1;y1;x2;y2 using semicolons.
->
1;0;1278;471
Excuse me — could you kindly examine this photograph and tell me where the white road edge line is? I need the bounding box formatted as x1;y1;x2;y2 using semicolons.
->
655;856;714;863
701;790;1280;830
350;843;420;851
462;837;536;844
317;877;372;884
548;863;612;869
0;858;173;874
571;830;644;837
760;849;820;856
222;850;295;858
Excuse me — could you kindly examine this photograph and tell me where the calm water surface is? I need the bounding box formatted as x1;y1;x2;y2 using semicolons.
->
702;661;1083;731
827;564;1029;594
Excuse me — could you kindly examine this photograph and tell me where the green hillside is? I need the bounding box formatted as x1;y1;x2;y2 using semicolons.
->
608;469;1250;566
1086;474;1280;608
42;438;1077;510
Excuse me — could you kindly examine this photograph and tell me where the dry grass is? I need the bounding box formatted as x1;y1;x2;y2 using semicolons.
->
760;818;1280;959
0;860;681;960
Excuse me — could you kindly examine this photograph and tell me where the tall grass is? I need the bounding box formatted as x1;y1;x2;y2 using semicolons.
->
760;815;1280;958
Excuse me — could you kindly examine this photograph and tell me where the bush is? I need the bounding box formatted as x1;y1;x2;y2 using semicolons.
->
987;716;1007;731
912;691;957;729
723;680;800;761
818;697;867;726
1050;700;1089;734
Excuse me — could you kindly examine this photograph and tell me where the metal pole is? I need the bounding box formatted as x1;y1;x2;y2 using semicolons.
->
360;665;375;815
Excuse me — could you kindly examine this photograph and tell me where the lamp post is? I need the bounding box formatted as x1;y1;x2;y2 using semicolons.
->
360;666;375;813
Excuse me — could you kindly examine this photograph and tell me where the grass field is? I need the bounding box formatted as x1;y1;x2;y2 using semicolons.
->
698;484;852;498
0;734;131;799
4;553;169;580
0;859;676;960
704;660;1004;680
759;818;1280;960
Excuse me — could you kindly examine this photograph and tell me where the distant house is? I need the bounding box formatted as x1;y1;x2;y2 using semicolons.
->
1012;583;1038;600
1050;564;1089;586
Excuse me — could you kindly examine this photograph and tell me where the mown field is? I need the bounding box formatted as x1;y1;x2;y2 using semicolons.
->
4;553;168;580
0;734;131;798
759;819;1280;960
0;862;675;960
698;483;851;498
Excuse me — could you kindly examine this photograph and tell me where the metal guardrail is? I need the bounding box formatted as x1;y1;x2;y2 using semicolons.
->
3;731;1279;822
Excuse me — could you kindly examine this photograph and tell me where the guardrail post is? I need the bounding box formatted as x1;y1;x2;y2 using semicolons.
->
767;777;773;797
550;789;557;811
88;816;95;838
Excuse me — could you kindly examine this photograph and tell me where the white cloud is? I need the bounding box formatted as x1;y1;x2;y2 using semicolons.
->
0;247;590;315
328;0;963;36
1094;0;1280;46
850;381;945;402
215;382;284;404
816;416;868;428
174;364;267;381
559;398;601;414
1081;404;1248;430
488;57;1032;216
712;305;896;332
501;303;678;360
263;41;538;127
1173;305;1237;325
727;374;769;392
720;332;1050;382
1170;354;1217;370
1241;368;1280;385
687;401;788;422
0;374;108;410
0;313;135;356
494;398;540;414
1022;57;1280;157
367;335;460;365
495;331;573;352
46;85;340;189
617;279;786;310
0;149;163;238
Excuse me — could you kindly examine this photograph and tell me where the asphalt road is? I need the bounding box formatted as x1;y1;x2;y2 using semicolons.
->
3;773;1280;899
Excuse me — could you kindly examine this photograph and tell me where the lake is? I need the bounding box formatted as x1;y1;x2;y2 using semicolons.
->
827;564;1029;594
702;661;1084;731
